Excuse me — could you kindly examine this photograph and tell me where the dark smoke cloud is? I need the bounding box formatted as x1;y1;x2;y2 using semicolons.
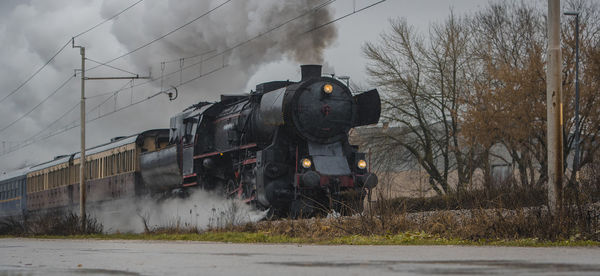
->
102;0;337;90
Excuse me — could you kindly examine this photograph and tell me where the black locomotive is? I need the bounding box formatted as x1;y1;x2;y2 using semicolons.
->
141;65;380;216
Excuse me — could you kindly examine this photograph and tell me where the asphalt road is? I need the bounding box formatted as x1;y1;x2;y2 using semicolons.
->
1;238;599;275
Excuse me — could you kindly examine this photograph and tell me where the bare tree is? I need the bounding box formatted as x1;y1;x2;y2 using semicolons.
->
363;12;475;195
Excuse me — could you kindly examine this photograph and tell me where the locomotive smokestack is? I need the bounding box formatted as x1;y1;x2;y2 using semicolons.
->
300;65;322;81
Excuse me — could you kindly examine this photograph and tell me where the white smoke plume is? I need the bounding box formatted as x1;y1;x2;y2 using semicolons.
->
91;189;267;233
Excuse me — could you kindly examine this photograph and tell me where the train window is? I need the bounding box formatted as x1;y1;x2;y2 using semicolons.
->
130;150;133;171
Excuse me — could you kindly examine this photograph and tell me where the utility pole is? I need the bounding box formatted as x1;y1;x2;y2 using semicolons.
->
72;39;150;231
72;41;86;230
547;0;564;213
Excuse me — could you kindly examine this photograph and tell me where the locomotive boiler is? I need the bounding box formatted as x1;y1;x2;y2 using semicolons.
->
140;65;380;217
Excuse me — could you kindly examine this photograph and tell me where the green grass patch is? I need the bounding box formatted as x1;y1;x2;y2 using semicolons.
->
3;231;599;247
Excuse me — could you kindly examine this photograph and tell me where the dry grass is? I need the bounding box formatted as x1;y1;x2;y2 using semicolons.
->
2;176;598;244
0;212;102;236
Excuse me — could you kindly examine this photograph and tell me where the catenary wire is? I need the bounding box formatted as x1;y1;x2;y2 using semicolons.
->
85;57;139;76
73;0;145;38
1;0;385;156
0;0;145;105
0;40;71;105
0;66;226;157
0;75;75;134
89;0;339;98
86;0;232;72
25;80;132;145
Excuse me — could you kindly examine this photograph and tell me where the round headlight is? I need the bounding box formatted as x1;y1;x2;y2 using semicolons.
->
323;83;333;94
301;158;312;169
357;159;367;169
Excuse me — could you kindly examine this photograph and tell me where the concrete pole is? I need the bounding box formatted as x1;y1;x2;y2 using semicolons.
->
79;46;86;230
547;0;564;213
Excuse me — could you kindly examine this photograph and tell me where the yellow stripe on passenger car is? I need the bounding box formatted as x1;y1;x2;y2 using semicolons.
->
0;196;21;203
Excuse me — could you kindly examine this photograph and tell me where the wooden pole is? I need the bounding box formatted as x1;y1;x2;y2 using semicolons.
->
546;0;564;213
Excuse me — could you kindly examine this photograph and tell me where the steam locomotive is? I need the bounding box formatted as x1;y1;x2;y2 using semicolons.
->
0;65;380;219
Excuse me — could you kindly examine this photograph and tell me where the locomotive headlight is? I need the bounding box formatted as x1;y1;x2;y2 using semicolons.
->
322;83;333;94
301;158;312;169
357;159;367;169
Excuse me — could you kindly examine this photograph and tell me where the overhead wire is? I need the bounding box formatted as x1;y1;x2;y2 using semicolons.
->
0;39;71;105
86;0;232;72
0;0;145;105
28;102;80;143
87;0;339;98
85;57;139;76
162;49;217;65
73;0;144;38
302;0;387;34
1;0;228;134
1;0;386;156
0;66;226;157
49;0;378;127
23;80;132;146
0;75;75;134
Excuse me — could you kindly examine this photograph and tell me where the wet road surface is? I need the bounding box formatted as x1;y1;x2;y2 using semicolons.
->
0;238;599;275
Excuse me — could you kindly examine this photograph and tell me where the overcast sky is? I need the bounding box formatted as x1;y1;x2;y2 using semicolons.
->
0;0;542;172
